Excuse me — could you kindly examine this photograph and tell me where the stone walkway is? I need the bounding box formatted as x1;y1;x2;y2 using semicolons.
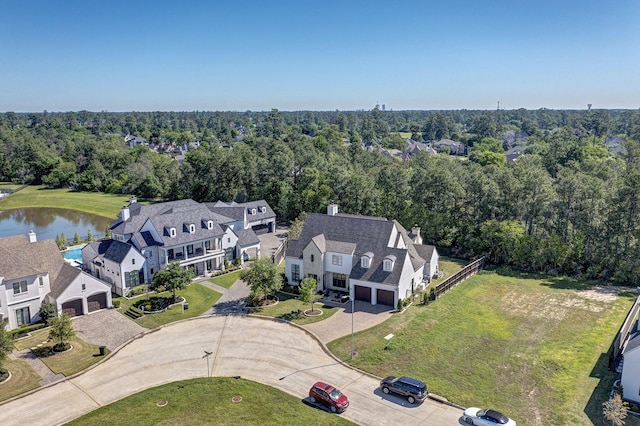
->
10;349;64;386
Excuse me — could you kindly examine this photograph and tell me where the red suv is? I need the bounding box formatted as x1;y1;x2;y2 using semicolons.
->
308;381;349;413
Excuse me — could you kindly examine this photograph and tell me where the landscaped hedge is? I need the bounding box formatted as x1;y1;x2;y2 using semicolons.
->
210;266;241;277
9;322;47;338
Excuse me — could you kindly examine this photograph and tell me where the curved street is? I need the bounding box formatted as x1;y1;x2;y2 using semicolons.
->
0;315;463;425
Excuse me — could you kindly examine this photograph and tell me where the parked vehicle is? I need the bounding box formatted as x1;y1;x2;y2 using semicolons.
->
308;381;349;413
379;376;428;404
462;407;516;426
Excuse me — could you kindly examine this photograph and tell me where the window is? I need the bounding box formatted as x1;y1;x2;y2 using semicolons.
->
310;254;314;262
383;259;393;271
170;228;176;237
39;276;44;287
82;284;86;291
332;255;342;266
189;224;195;233
187;244;194;255
228;237;231;243
361;257;370;268
205;240;211;250
208;220;214;229
333;273;347;288
259;206;266;212
151;268;154;274
13;280;28;295
308;274;318;283
132;258;135;265
15;307;30;327
291;264;300;282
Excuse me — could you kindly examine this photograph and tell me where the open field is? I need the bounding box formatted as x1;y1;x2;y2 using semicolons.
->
116;283;222;329
67;377;353;425
0;185;131;218
328;267;639;426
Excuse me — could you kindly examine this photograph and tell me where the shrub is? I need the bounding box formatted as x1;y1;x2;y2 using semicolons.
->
112;299;121;308
39;302;57;325
632;405;639;412
9;323;47;338
397;298;404;311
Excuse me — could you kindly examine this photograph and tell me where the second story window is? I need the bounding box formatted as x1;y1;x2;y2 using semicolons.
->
332;255;342;266
39;276;44;287
13;280;28;295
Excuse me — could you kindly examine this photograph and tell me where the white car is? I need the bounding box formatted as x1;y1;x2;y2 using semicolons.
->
462;407;516;426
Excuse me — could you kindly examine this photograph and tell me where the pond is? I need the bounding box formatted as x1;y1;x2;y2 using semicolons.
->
0;207;113;242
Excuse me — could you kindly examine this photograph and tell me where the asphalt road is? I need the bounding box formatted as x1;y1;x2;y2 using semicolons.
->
0;316;463;425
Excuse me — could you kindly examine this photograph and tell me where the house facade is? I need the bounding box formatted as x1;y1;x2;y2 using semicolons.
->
0;232;112;331
622;331;640;405
82;198;267;293
285;205;439;308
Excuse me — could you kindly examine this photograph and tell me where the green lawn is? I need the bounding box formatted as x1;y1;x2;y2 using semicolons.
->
117;283;222;329
209;270;242;289
251;291;340;325
0;358;41;402
0;185;131;218
67;377;353;425
13;328;107;376
328;268;639;426
0;182;23;190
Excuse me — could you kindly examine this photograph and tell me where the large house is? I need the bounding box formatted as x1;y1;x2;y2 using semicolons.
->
0;232;112;331
82;198;273;295
285;205;439;308
621;329;640;405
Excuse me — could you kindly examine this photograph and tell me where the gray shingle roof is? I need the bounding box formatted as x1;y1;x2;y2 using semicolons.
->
86;239;137;263
235;229;260;247
206;199;276;223
49;263;82;299
0;235;64;281
286;213;430;286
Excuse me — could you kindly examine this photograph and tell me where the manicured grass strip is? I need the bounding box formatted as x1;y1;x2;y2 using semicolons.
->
0;185;131;218
117;284;222;329
0;182;23;190
328;269;639;426
67;377;353;425
209;270;242;289
251;291;340;325
0;358;41;402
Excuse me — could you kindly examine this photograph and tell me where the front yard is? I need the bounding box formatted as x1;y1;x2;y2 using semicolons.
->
0;358;41;402
328;267;639;426
116;283;222;329
250;291;340;325
13;328;107;376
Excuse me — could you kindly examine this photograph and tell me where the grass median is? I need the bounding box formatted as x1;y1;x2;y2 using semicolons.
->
67;377;353;425
328;267;639;426
0;358;41;402
209;270;242;289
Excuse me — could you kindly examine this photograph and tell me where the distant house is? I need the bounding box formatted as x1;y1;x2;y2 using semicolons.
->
0;232;112;330
124;134;148;148
605;137;627;155
505;145;526;162
433;139;466;155
82;198;271;294
621;329;640;405
400;140;437;160
285;204;439;308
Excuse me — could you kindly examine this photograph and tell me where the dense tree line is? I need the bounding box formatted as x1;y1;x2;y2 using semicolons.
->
1;108;639;284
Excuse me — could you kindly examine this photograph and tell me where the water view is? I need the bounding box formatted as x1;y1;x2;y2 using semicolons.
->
0;207;112;241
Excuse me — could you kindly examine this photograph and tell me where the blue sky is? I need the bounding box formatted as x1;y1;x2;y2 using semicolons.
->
1;0;639;111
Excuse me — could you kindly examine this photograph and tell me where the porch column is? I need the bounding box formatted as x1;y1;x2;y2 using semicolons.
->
82;297;89;315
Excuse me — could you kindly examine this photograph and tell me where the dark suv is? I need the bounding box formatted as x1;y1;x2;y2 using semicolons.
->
379;376;428;404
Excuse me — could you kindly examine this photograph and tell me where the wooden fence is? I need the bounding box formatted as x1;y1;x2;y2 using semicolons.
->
433;257;486;299
610;294;640;370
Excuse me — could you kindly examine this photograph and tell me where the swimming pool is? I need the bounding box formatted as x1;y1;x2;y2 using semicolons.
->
62;246;84;261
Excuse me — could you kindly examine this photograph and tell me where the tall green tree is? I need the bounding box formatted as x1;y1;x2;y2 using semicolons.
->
48;314;75;347
0;322;15;372
240;258;282;303
299;277;318;313
151;262;194;302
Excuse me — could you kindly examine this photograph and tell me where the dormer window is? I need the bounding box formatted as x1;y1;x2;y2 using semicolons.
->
170;227;176;237
259;206;266;213
361;252;373;268
383;255;396;272
252;208;257;215
189;224;195;234
207;220;214;230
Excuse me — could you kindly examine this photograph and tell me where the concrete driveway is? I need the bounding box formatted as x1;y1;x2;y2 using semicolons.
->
0;316;463;425
72;309;146;350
